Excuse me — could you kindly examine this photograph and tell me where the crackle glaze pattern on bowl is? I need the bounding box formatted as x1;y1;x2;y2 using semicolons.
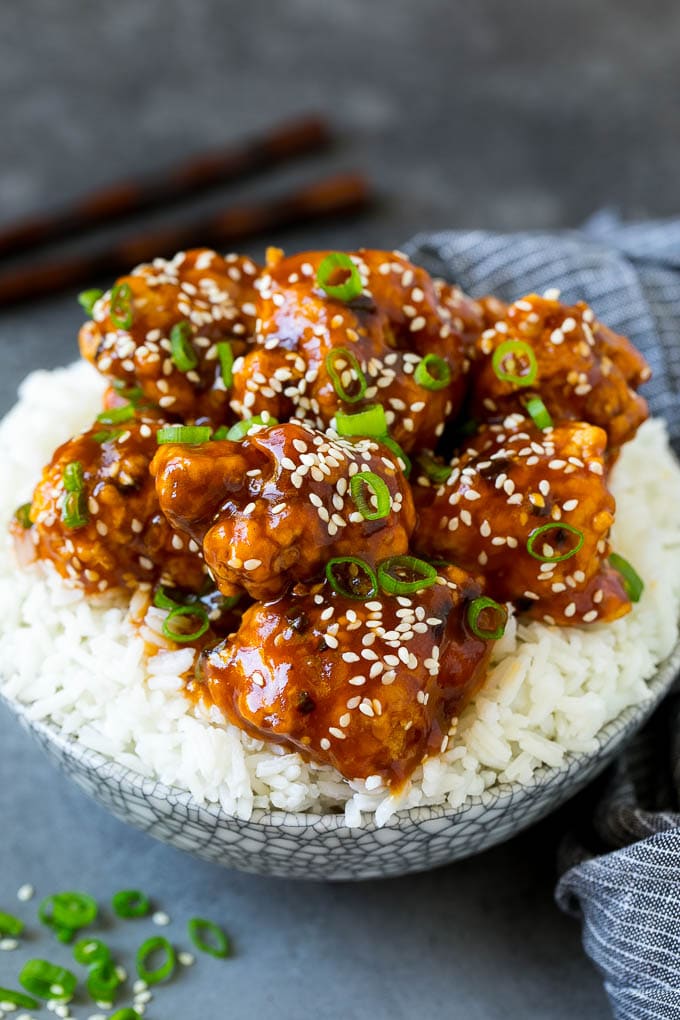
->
3;636;679;880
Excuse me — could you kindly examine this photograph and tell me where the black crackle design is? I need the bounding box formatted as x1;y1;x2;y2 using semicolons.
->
3;639;679;881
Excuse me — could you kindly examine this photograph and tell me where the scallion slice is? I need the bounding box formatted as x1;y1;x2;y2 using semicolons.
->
417;453;452;485
226;415;278;441
0;987;40;1009
157;425;212;445
335;404;387;439
466;596;507;640
97;404;135;425
377;555;437;595
136;936;176;985
491;339;538;387
110;1010;142;1020
325;557;378;601
87;959;122;1003
73;938;111;967
162;604;210;644
414;353;451;391
50;892;98;932
78;288;103;316
112;379;145;404
325;348;367;403
19;959;77;1001
525;395;553;430
62;490;89;530
188;918;230;959
63;461;84;492
316;253;362;302
170;321;198;372
526;522;584;563
92;429;125;444
14;503;33;529
609;552;644;602
350;471;391;520
211;426;230;440
217;341;234;388
0;912;24;938
110;283;134;330
380;435;411;477
112;890;151;919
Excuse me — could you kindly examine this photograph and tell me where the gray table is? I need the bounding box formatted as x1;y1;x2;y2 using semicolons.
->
4;1;680;1015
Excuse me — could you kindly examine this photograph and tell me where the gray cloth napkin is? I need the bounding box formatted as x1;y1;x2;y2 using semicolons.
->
404;216;680;1020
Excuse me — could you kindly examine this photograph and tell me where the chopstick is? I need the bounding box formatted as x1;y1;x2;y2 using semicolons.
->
0;114;332;260
0;173;373;307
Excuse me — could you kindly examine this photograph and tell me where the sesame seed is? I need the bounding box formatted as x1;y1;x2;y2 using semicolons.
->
244;558;262;570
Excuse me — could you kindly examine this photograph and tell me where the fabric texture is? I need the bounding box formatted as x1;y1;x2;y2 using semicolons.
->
405;217;680;1020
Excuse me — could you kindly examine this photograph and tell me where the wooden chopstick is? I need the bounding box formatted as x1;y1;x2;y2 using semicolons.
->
0;114;332;260
0;172;373;307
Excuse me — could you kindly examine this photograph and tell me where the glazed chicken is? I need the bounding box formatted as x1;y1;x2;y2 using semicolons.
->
78;248;260;422
201;564;499;784
469;292;650;449
413;415;630;626
151;421;416;601
18;414;207;595
230;249;470;452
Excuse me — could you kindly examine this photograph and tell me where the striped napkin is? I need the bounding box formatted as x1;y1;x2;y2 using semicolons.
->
405;215;680;1020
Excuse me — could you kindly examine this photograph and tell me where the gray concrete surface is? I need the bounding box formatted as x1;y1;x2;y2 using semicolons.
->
4;1;680;1015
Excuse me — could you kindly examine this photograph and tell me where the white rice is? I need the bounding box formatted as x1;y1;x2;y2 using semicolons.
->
1;361;679;828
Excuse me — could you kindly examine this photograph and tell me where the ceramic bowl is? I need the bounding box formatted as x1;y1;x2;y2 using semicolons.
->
4;635;679;880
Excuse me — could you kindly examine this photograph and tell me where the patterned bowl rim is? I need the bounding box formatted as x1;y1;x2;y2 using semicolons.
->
4;633;679;833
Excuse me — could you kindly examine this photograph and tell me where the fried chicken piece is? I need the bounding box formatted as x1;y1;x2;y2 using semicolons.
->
79;249;260;422
469;292;650;449
231;249;469;452
201;565;497;784
412;416;630;626
17;414;207;596
151;421;416;602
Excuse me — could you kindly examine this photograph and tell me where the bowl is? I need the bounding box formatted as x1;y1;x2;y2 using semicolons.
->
4;634;679;880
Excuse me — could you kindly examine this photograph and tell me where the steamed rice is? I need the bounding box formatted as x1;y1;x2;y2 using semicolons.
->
1;361;679;828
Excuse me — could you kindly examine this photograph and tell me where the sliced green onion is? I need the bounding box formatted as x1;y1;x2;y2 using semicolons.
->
217;341;234;388
112;379;145;404
525;395;553;430
112;890;151;919
526;522;584;563
110;282;134;330
92;429;125;444
377;555;437;595
14;503;33;529
74;938;111;967
157;425;212;445
136;936;176;985
87;960;122;1003
316;253;362;302
110;1010;142;1020
0;912;24;937
335;404;387;439
0;987;40;1009
414;353;451;391
188;918;230;959
380;435;411;477
170;321;198;372
325;557;378;601
78;288;103;316
350;471;391;520
62;490;89;530
50;892;98;931
491;339;538;387
417;453;452;485
19;959;77;1001
162;604;210;644
97;404;135;425
467;596;507;640
63;460;84;492
211;425;230;441
609;552;644;602
325;348;367;403
226;415;278;441
154;586;181;611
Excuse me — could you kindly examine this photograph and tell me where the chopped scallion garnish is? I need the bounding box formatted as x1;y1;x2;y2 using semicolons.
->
325;557;378;601
73;937;111;967
135;936;176;985
491;339;538;387
162;604;210;644
62;491;89;530
524;395;553;430
14;503;33;529
0;912;24;938
217;342;234;388
316;253;362;302
63;461;84;493
92;429;125;444
157;425;212;446
414;353;451;391
170;321;198;373
0;987;40;1009
110;283;134;331
335;404;387;439
325;348;367;403
466;596;507;640
526;522;584;564
96;404;135;425
226;415;278;441
417;453;452;485
377;556;437;595
110;1010;142;1020
112;889;151;919
188;918;230;959
349;471;391;520
87;959;122;1004
609;552;644;602
379;435;411;476
19;959;78;1001
78;288;103;316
